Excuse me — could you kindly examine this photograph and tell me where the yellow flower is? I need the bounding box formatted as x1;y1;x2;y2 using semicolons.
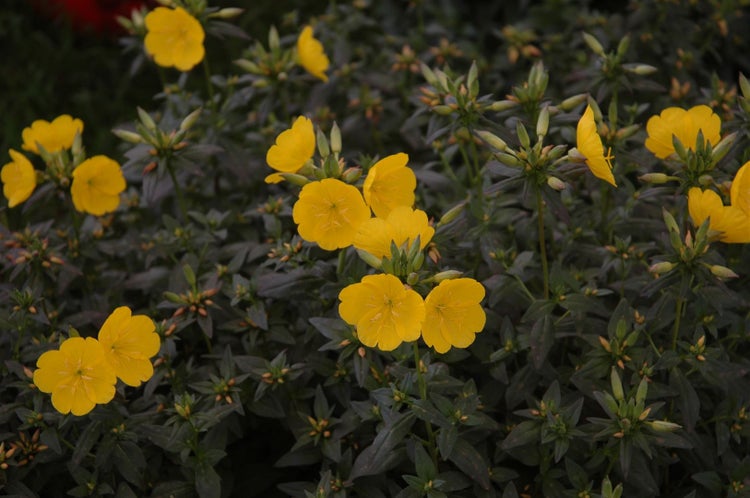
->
338;274;425;351
265;116;316;183
97;307;160;387
1;150;37;207
144;7;205;71
645;105;721;159
297;25;330;82
293;179;371;250
354;206;434;259
687;187;750;243
576;105;616;187
22;115;83;155
33;337;116;416
421;278;486;354
362;153;416;217
71;155;126;216
730;161;750;216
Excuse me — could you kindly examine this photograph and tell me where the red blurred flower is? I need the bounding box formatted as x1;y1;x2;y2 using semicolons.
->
31;0;147;35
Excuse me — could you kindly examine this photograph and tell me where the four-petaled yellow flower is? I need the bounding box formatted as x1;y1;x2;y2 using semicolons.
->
22;115;83;155
354;206;434;259
33;337;117;416
293;179;371;250
144;7;205;71
339;273;425;351
265;116;316;184
362;153;417;217
71;155;126;216
645;105;721;159
297;25;330;82
1;150;37;207
576;105;616;187
98;306;161;387
421;278;486;354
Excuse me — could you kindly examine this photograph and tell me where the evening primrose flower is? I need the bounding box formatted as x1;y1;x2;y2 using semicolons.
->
97;306;160;387
338;274;425;351
293;178;371;250
645;105;721;159
22;115;83;155
33;337;116;416
1;150;36;207
265;116;316;184
362;153;416;217
144;7;205;71
297;25;330;82
421;278;486;354
71;155;126;215
687;187;750;243
730;161;750;216
353;206;434;259
576;105;616;187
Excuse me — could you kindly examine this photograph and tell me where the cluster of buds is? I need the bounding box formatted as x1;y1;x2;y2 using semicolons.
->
419;61;499;119
306;416;331;439
234;26;296;86
212;377;237;404
9;430;48;467
166;287;218;319
4;230;64;269
260;367;291;385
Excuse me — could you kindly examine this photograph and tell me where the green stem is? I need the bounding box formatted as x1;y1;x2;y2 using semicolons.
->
412;342;438;465
165;159;188;220
536;187;550;300
672;296;684;351
202;58;217;112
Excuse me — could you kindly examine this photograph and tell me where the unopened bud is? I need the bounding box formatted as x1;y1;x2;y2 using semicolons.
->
208;7;244;19
488;100;519;112
623;63;658;75
432;270;463;282
475;130;507;151
582;32;606;57
341;167;362;184
438;202;466;226
649;261;676;274
179;108;202;132
356;249;383;269
709;264;739;279
646;420;682;432
546;176;566;191
330;122;342;154
558;93;589;112
432;105;455;116
638;173;674;184
112;128;145;144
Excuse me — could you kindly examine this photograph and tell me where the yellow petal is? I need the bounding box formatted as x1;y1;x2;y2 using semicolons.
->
297;26;330;82
576;106;616;186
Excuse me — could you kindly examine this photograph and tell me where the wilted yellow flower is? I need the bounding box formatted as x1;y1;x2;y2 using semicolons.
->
293;179;371;250
353;206;434;259
362;153;416;217
645;105;721;159
421;278;486;354
144;7;205;71
576;105;616;187
1;150;37;207
71;155;126;216
297;25;330;82
687;187;750;243
97;307;160;387
22;115;83;155
33;337;116;416
265;116;316;183
339;273;425;351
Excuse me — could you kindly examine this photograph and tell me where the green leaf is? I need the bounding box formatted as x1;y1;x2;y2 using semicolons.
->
112;441;146;486
437;425;458;460
670;368;700;432
529;315;554;370
501;420;540;450
349;411;416;480
195;461;221;498
414;442;436;480
448;438;490;490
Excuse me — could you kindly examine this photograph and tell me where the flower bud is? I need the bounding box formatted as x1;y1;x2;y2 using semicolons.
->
475;130;507;151
649;261;676;274
432;105;455;116
638;173;674;184
356;249;383;269
341;167;362;184
432;270;463;282
546;176;566;191
645;420;682;432
208;7;244;19
438;201;466;226
623;63;657;75
709;264;738;279
112;128;145;144
179;108;202;132
330;122;342;155
558;93;589;112
137;107;157;131
582;32;606;57
536;105;550;138
488;100;519;112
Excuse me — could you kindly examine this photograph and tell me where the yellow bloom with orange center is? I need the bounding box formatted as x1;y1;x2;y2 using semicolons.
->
353;206;434;259
33;337;116;416
338;273;425;351
297;25;330;82
576;105;616;187
362;153;416;217
97;306;160;387
1;150;37;207
71;155;126;216
144;7;205;71
22;115;83;155
645;105;721;159
421;278;486;354
265;116;316;184
687;187;750;243
293;179;371;250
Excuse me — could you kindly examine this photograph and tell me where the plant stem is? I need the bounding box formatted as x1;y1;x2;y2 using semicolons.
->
165;159;188;220
202;58;217;113
672;296;684;351
536;187;550;300
412;342;438;465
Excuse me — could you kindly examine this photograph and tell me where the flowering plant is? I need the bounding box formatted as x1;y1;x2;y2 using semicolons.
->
4;1;750;497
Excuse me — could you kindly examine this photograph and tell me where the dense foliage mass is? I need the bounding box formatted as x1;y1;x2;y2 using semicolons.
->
2;1;750;497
